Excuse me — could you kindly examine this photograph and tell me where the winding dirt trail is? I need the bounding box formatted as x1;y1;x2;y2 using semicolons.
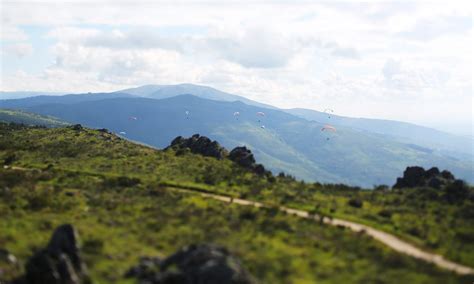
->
168;186;474;275
4;165;473;275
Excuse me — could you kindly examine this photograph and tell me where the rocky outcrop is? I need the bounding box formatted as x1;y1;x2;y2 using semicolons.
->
393;166;456;189
14;224;89;284
167;135;270;176
126;244;255;284
228;147;268;176
70;124;83;131
166;134;228;159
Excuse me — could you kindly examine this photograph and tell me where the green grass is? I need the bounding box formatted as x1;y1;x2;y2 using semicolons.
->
0;123;473;283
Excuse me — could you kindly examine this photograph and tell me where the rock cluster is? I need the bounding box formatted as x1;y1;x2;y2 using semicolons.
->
167;134;228;159
167;135;270;176
126;244;255;284
393;166;456;189
13;224;90;284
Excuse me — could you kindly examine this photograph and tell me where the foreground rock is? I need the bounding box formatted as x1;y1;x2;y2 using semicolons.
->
393;166;456;189
13;224;90;284
126;244;256;284
167;134;228;159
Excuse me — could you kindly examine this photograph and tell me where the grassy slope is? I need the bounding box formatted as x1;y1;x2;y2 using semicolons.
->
0;123;472;283
0;109;69;127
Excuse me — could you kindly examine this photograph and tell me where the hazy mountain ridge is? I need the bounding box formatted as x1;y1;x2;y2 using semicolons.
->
286;108;474;160
2;93;471;186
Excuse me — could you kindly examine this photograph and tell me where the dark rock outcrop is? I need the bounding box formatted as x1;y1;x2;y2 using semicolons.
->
228;147;268;176
228;147;256;168
393;166;457;189
14;224;89;284
70;124;83;131
126;244;255;284
166;134;228;159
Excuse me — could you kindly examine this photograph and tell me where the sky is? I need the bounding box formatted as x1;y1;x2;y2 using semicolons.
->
1;0;473;135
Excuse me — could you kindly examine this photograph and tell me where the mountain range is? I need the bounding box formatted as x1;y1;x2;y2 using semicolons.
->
1;83;472;186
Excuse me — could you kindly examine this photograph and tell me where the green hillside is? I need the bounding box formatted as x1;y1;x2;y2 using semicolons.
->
0;123;473;283
0;109;69;127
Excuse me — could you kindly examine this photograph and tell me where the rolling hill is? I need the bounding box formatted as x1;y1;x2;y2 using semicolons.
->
2;94;471;186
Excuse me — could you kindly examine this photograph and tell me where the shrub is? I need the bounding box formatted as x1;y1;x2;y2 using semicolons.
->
348;198;363;208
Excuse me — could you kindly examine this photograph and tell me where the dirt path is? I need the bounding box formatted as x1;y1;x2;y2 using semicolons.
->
4;165;473;275
169;186;474;275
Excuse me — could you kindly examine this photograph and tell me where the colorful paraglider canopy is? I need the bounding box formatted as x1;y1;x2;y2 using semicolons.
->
321;125;336;131
256;111;265;116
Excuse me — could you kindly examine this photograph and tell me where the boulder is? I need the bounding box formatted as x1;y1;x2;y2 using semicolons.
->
15;224;89;284
126;244;255;284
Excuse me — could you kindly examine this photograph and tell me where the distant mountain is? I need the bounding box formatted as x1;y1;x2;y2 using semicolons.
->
5;94;472;186
117;83;277;109
0;92;134;108
286;108;474;160
0;91;68;100
0;109;69;127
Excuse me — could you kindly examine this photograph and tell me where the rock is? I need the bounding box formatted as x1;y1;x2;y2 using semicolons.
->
126;244;255;284
97;128;109;133
394;166;425;188
228;147;256;168
427;177;443;189
0;248;17;265
166;135;228;159
124;256;162;279
228;147;268;176
70;124;83;131
15;224;89;284
425;167;440;178
441;170;455;180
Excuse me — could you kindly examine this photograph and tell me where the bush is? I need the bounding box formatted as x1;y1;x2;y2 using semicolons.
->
348;198;363;208
378;209;392;218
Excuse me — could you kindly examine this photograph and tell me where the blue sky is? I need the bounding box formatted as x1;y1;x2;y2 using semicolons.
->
1;1;472;135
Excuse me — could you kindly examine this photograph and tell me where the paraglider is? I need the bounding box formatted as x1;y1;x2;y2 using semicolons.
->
233;112;240;120
129;116;137;121
324;108;334;119
321;125;336;141
185;110;189;119
256;111;265;122
119;131;126;135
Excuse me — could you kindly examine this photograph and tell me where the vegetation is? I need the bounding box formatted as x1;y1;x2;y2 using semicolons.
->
0;109;69;128
0;123;473;283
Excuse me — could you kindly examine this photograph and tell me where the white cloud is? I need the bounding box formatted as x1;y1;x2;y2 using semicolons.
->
1;1;472;134
4;43;33;57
